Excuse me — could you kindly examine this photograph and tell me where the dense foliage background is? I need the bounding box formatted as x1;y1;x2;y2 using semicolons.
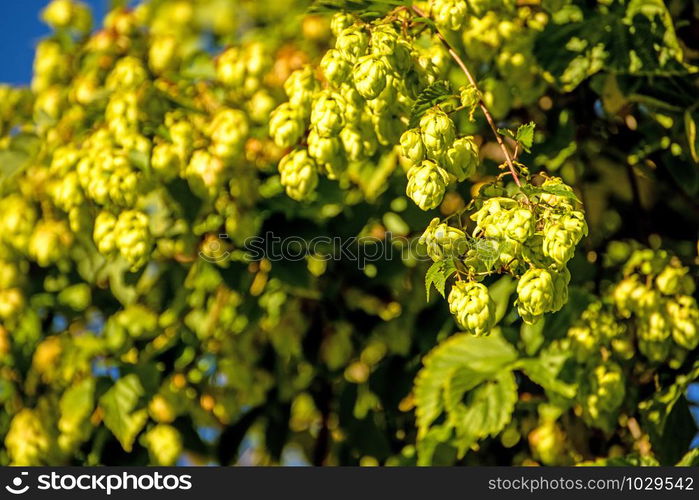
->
0;0;697;466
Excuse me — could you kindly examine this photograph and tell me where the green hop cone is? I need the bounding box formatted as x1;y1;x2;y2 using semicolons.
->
433;0;467;31
353;55;387;100
504;208;535;243
448;281;496;336
406;160;450;210
419;217;468;262
93;211;117;255
114;210;153;271
444;136;478;181
336;26;368;61
583;362;625;430
209;108;248;158
529;421;567;466
539;177;576;208
399;128;425;165
568;325;598;363
419;108;456;159
459;84;481;121
330;12;354;37
666;295;699;350
542;221;576;266
522;235;552;268
340;126;365;162
655;263;689;296
307;129;342;164
612;277;643;318
310;91;346;137
29;219;73;267
6;408;54;465
278;149;318;201
320;49;351;86
471;197;517;239
269;103;304;148
284;66;318;114
143;424;182;466
516;268;556;323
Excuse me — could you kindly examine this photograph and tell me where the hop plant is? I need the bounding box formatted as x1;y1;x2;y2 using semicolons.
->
448;281;496;335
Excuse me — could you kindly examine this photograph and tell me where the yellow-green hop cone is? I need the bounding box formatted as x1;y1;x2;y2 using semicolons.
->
353;55;387;100
284;65;318;114
270;103;304;148
114;210;153;271
320;49;351;85
568;325;598;363
667;295;699;350
539;177;576;208
216;47;246;87
612;276;643;318
655;264;689;296
504;208;535;243
444;136;478;181
143;424;183;466
6;408;53;465
517;268;556;323
448;281;496;335
330;12;354;37
638;337;671;364
433;0;467;31
542;222;576;266
459;84;481;120
307;129;342;164
406;161;450;210
419;108;456;159
529;421;567;466
399;128;425;165
29;219;73;267
151;142;182;181
558;211;588;242
638;310;671;342
310;91;346;137
419;217;468;262
278;149;319;202
583;362;625;429
522;235;552;268
209;108;248;158
94;211;117;255
340;126;365;162
336;26;368;61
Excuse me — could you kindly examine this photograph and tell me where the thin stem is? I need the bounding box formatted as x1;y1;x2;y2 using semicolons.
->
410;5;521;187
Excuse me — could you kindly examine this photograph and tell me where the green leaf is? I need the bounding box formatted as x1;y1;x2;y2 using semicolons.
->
522;183;581;204
515;122;535;152
424;258;456;300
518;356;577;399
414;333;517;436
409;81;454;129
534;0;695;92
59;378;96;436
676;448;699;466
449;371;517;457
99;374;148;452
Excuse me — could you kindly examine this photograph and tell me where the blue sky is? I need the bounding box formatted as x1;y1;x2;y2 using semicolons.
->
0;0;108;85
